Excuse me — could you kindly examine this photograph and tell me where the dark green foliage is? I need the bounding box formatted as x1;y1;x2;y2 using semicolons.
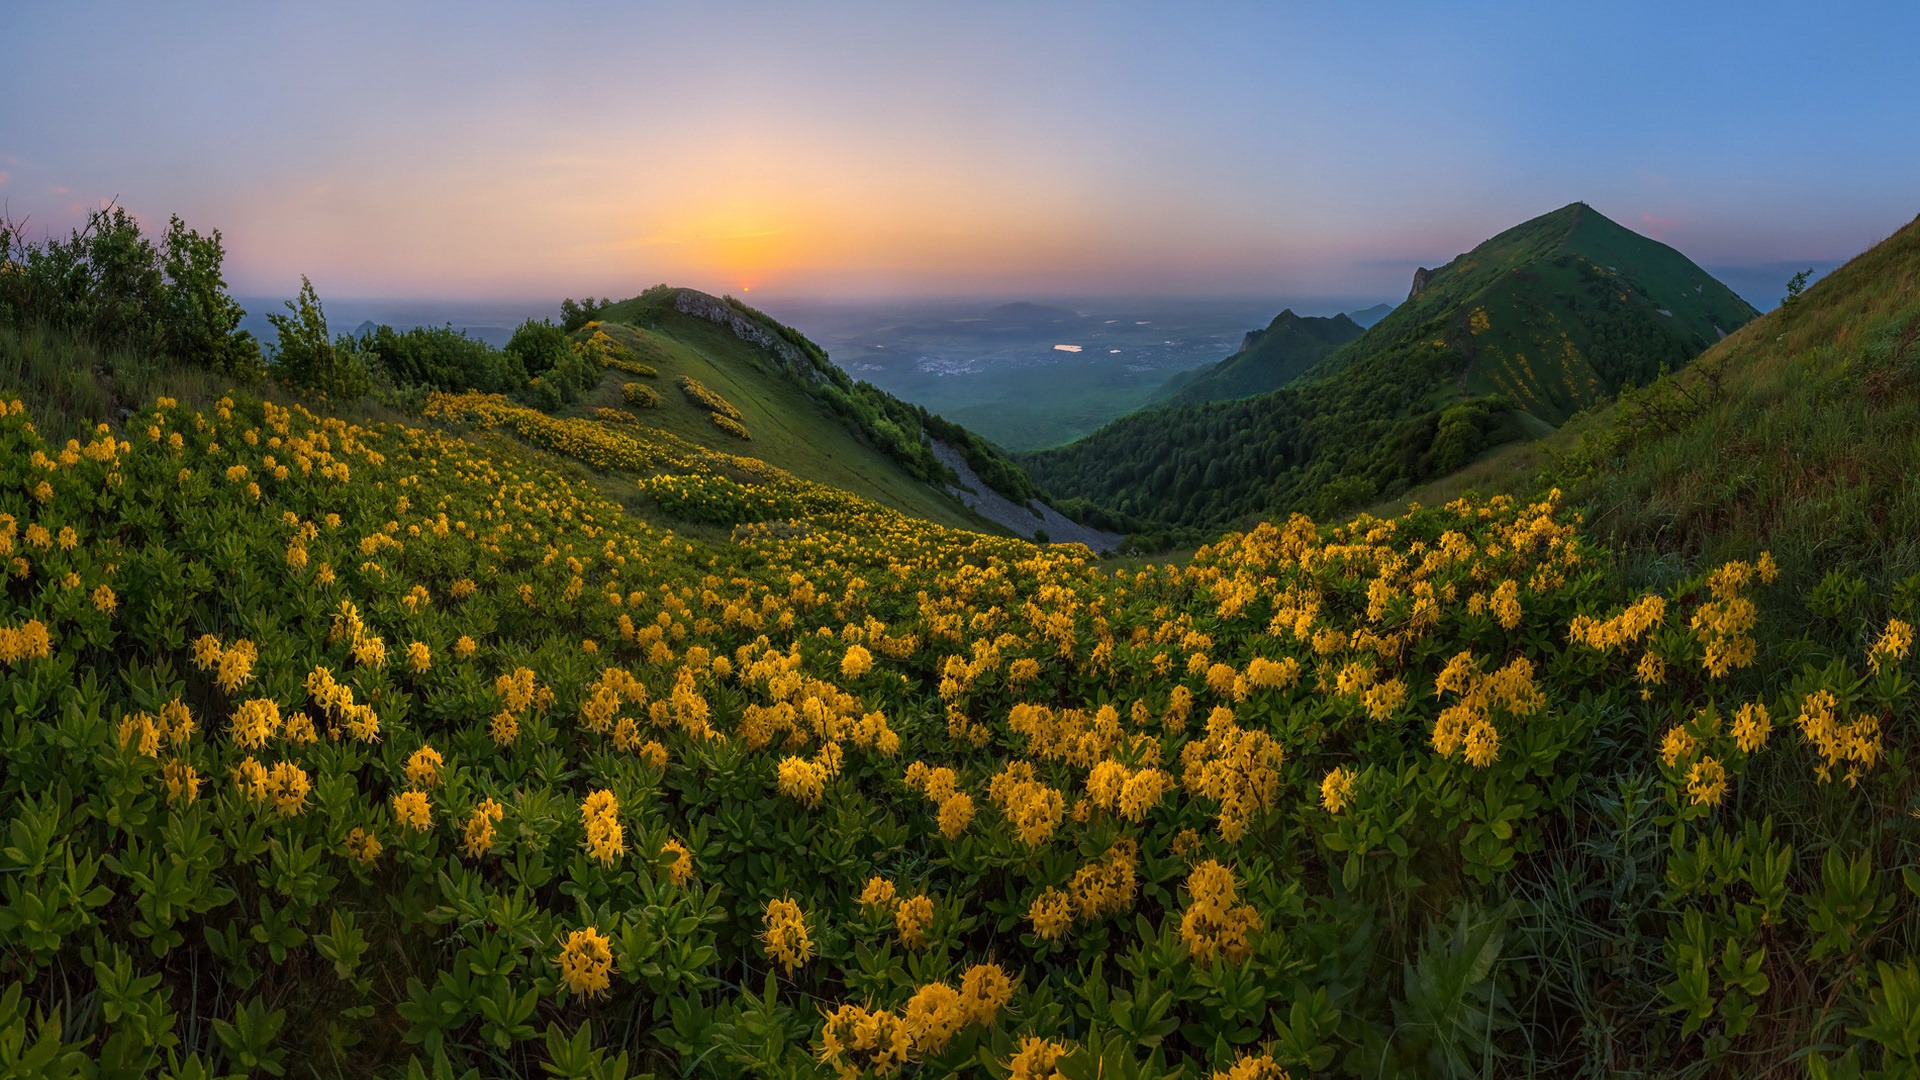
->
505;318;571;376
1028;203;1755;534
345;323;525;395
1156;309;1363;405
1781;267;1814;317
0;206;262;379
507;318;597;409
559;296;612;333
265;277;369;400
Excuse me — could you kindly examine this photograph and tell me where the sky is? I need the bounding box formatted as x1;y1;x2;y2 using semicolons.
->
3;2;1917;305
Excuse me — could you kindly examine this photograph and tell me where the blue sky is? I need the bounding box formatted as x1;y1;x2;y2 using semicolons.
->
2;1;1915;303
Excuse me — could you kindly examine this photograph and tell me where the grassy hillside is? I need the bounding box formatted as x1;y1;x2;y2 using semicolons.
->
1387;209;1920;586
557;316;995;533
1025;204;1755;539
1154;310;1363;405
600;287;1044;510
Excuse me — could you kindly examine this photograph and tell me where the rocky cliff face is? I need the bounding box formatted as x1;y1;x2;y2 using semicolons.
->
671;289;828;385
1407;267;1433;302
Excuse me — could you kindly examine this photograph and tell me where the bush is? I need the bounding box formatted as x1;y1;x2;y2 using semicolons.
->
508;318;600;407
0;205;263;378
266;277;369;399
349;323;523;394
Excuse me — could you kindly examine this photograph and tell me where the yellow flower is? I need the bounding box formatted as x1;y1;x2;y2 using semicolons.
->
903;981;968;1054
163;760;201;806
347;826;383;866
894;894;934;950
840;643;873;680
406;641;430;672
662;838;694;885
556;927;615;998
819;1003;913;1080
266;762;310;817
462;798;505;858
777;754;829;807
405;745;444;789
937;791;975;838
1006;1036;1073;1080
581;788;625;864
392;790;433;832
1490;579;1522;630
229;698;281;750
1320;766;1355;814
1870;619;1914;674
489;710;519;746
1245;656;1301;690
454;634;477;658
1660;725;1699;769
1687;757;1728;807
860;876;898;912
958;962;1014;1025
1213;1052;1292;1080
1027;887;1075;941
1178;860;1260;963
1732;703;1771;754
762;897;814;973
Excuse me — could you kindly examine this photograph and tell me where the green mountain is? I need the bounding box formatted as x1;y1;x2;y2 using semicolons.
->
1025;203;1757;538
1407;210;1920;575
1153;308;1364;405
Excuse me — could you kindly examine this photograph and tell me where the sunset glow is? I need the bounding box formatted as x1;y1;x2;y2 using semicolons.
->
4;3;1916;301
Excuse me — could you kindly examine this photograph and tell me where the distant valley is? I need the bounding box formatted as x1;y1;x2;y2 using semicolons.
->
767;296;1394;450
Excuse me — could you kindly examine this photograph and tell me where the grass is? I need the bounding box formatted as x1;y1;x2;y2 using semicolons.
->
0;320;230;443
1381;209;1920;602
580;318;1001;534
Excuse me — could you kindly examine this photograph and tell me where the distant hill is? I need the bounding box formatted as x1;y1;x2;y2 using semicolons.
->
1346;302;1393;327
1024;202;1757;536
591;286;1106;544
1153;308;1364;405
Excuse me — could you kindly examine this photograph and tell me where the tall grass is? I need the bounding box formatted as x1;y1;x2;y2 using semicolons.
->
0;317;425;444
0;319;226;442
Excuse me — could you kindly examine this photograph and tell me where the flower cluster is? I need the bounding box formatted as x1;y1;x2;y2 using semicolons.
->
762;897;814;973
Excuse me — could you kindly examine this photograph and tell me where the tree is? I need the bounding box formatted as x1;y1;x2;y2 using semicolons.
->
560;296;611;333
0;204;263;378
159;216;263;378
505;318;570;376
267;277;367;399
1782;268;1815;316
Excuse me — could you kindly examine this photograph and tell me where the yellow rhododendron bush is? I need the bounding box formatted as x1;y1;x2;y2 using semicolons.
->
0;390;1914;1078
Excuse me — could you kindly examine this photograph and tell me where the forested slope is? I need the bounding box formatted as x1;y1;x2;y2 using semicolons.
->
1026;203;1756;540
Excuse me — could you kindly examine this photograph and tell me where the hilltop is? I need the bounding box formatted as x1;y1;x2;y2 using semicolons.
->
1024;203;1756;539
1398;201;1756;426
587;286;1117;539
1153;309;1365;405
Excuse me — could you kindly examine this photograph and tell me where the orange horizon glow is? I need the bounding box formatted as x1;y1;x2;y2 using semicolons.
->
4;5;1907;303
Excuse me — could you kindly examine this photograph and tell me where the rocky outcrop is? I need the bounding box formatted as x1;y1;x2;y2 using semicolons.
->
671;289;827;385
1407;267;1434;302
930;441;1121;554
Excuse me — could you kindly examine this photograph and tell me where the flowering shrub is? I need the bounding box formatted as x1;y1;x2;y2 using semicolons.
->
0;388;1915;1078
678;374;743;419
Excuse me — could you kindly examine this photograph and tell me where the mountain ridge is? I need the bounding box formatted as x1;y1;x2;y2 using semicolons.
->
1025;202;1757;537
1154;308;1365;405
